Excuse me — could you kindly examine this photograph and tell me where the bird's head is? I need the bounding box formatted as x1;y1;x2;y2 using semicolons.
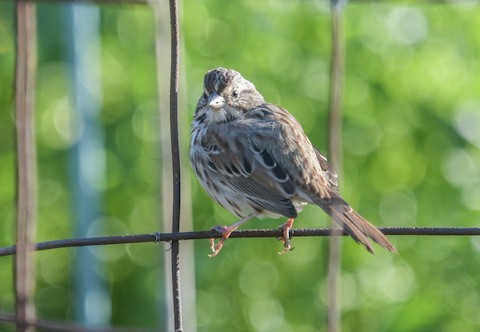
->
194;68;265;125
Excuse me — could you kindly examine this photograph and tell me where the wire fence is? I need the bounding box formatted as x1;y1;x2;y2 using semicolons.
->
2;0;480;331
1;227;480;257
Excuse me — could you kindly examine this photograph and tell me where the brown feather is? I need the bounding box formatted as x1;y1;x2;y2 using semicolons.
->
315;191;397;253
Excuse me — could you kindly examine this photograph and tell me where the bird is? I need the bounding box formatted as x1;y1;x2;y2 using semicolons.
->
189;67;396;257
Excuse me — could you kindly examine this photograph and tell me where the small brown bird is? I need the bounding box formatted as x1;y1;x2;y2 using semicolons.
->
189;67;396;257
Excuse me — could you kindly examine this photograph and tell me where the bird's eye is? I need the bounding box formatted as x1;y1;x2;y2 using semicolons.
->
232;90;239;100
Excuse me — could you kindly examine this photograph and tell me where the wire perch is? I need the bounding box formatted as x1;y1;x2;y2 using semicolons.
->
1;226;479;257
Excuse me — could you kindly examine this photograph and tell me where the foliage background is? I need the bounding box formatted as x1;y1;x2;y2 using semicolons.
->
1;1;480;331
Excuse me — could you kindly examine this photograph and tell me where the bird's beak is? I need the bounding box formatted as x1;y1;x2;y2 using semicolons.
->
208;93;226;110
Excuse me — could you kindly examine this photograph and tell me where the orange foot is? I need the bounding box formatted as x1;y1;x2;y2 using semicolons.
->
208;214;256;257
209;225;237;257
278;218;295;255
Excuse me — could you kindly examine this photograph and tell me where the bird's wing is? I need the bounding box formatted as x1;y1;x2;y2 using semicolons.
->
201;103;340;218
202;116;298;218
248;104;335;200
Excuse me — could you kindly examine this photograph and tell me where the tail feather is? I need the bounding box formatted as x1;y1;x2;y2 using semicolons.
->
316;193;397;254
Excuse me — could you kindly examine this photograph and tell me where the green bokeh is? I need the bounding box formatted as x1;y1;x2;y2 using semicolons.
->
1;1;480;331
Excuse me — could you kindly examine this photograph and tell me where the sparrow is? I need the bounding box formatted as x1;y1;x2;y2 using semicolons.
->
189;67;396;257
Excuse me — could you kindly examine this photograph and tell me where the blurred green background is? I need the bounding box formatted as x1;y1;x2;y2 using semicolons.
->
1;1;480;331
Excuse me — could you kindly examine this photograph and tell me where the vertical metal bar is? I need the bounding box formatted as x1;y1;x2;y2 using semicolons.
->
327;1;346;332
155;0;196;329
168;0;183;330
64;4;110;328
14;1;37;331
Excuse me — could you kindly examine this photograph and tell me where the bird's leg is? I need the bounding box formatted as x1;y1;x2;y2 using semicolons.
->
209;214;256;257
278;218;295;255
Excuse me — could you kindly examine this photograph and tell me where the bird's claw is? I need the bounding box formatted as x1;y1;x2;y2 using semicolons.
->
277;218;295;255
277;234;295;255
209;225;228;257
278;244;295;255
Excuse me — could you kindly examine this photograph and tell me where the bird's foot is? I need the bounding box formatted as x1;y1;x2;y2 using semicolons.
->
209;225;235;257
277;218;295;255
207;215;257;257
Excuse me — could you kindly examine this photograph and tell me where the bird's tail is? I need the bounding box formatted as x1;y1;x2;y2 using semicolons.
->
315;192;397;254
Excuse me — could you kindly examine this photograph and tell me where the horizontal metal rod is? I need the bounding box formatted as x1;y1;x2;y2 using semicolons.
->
1;227;479;257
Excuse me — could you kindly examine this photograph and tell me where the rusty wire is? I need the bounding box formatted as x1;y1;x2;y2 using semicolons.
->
1;227;480;258
166;0;183;330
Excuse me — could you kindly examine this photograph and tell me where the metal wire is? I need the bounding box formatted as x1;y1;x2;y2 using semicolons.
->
1;227;480;257
167;0;183;330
